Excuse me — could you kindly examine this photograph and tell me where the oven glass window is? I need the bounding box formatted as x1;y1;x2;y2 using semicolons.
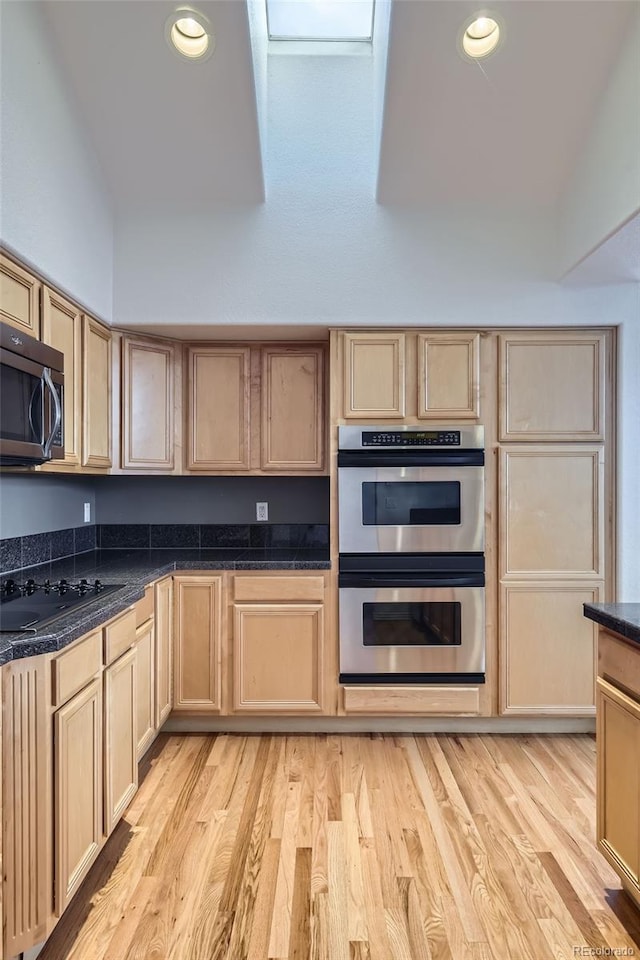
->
362;481;460;526
0;364;43;443
362;602;461;646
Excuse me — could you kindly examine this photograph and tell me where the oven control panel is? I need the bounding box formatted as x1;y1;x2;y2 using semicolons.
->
361;431;461;447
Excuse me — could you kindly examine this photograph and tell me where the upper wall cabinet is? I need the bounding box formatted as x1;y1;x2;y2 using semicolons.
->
187;346;251;471
42;286;82;466
82;316;112;469
342;332;406;419
261;346;324;471
499;332;606;441
0;254;41;338
122;335;176;471
418;333;480;419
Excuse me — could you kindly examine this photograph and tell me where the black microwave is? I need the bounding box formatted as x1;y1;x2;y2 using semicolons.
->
0;320;65;465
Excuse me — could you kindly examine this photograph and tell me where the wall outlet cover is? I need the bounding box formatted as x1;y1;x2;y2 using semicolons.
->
84;502;91;523
256;501;268;522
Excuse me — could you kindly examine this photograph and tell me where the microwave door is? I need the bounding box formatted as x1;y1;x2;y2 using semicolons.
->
0;349;47;462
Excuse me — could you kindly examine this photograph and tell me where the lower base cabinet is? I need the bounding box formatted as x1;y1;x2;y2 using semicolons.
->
135;619;156;758
104;647;138;836
173;576;223;712
54;676;103;914
233;603;324;712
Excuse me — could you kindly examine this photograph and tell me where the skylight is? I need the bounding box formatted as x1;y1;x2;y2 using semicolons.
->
266;0;374;42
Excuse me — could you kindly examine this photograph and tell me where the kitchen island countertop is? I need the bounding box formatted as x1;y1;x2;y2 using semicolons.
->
0;547;331;665
583;602;640;647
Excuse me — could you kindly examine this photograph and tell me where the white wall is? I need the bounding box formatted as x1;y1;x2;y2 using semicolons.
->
0;1;114;321
560;7;640;274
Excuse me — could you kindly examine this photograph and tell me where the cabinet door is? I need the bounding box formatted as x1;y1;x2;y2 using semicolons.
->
54;677;102;914
0;253;40;337
233;603;324;712
42;286;82;466
418;333;480;419
82;316;112;468
173;576;222;712
597;678;640;890
187;346;250;470
500;446;605;580
155;577;173;727
261;346;324;471
499;332;606;441
104;647;137;836
342;332;405;419
2;657;52;957
500;582;602;715
122;336;175;470
135;619;156;758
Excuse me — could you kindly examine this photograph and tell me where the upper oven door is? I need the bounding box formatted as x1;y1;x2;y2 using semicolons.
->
338;464;484;553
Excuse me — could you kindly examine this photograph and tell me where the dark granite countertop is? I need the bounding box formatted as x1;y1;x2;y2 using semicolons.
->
0;548;331;666
584;603;640;647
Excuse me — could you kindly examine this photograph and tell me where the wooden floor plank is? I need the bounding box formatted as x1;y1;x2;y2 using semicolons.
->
38;733;640;960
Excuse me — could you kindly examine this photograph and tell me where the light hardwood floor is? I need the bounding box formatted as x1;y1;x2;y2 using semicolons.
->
38;734;640;960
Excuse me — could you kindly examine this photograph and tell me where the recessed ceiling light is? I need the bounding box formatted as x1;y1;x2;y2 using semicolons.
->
166;8;214;61
461;14;501;59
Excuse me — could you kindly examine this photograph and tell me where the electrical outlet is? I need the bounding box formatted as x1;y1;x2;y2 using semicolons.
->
256;501;268;522
83;502;91;523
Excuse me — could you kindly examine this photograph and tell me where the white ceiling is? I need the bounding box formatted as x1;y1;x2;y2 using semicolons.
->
40;0;638;275
42;0;265;211
377;0;634;208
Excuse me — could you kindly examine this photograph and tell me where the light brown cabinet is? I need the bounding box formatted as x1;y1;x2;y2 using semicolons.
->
82;316;112;469
122;335;176;471
0;254;41;337
500;582;602;715
173;575;223;713
155;577;173;727
342;331;406;419
2;656;52;958
231;574;326;713
596;628;640;908
499;331;606;441
261;346;324;471
187;345;251;470
54;676;103;914
135;619;156;758
41;285;82;466
104;647;137;836
417;332;480;419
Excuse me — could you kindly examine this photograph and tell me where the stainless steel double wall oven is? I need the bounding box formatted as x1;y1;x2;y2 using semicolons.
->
338;425;485;683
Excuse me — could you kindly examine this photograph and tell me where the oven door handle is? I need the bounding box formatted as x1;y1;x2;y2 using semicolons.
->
338;573;485;589
337;450;484;467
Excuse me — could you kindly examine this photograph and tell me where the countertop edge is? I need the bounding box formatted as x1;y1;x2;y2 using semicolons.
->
0;556;331;665
584;602;640;648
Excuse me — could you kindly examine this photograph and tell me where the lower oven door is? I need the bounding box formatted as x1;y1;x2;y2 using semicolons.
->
339;584;485;682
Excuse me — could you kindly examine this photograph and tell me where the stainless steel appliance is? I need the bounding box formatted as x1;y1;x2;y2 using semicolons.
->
339;553;485;681
337;425;485;683
0;320;64;465
338;425;484;554
0;577;121;633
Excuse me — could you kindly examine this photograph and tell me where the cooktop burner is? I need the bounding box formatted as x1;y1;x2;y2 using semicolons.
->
0;578;122;633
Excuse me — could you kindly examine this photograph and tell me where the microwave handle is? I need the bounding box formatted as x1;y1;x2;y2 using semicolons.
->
42;367;62;459
28;378;45;446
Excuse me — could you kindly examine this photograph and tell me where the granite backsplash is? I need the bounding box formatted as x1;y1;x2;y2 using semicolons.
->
1;523;329;574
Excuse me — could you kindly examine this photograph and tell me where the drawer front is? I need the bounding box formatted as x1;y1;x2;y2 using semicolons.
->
599;630;640;700
104;608;137;665
233;575;325;603
135;586;155;627
52;630;102;707
343;685;481;715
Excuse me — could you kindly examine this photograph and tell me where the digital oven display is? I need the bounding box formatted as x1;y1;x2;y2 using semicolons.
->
361;431;461;447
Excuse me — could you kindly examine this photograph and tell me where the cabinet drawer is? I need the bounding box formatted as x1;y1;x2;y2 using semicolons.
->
599;630;640;701
104;608;136;665
233;575;325;603
343;685;481;715
135;586;154;627
52;630;102;707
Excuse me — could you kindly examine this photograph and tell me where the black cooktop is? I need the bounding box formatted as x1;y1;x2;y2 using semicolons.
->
0;578;122;633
